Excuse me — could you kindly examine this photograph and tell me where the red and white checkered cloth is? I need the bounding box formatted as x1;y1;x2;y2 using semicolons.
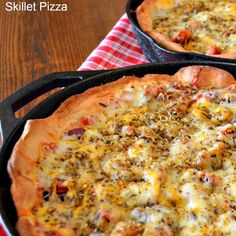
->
0;227;5;236
0;14;148;236
78;14;148;71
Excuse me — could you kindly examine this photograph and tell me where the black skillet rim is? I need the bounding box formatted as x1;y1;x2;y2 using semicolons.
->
1;61;236;235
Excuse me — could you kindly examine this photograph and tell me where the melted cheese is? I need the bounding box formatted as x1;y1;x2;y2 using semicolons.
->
153;0;236;54
35;82;236;235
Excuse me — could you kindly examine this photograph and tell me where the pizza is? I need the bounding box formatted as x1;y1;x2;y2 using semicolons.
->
136;0;236;59
8;65;236;235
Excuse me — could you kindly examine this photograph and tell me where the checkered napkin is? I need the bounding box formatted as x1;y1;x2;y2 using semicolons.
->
0;14;148;236
0;226;5;236
78;14;148;70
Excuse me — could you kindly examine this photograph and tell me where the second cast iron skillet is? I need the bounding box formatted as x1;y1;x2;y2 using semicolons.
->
126;0;236;64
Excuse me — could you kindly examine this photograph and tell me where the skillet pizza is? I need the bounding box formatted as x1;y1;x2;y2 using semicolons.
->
136;0;236;59
8;66;236;235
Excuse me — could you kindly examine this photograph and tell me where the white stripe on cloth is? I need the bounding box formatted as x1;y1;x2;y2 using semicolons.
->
78;14;148;71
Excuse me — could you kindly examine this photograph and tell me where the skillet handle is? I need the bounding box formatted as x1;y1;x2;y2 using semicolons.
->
0;70;109;147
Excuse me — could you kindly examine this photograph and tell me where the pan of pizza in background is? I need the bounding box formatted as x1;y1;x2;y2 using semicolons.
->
126;0;236;63
1;61;236;235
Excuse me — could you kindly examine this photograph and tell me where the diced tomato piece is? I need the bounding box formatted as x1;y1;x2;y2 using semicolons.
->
172;30;192;45
199;171;220;185
145;85;165;97
53;179;68;195
223;127;233;135
80;117;90;125
222;126;234;135
56;185;68;194
103;211;112;223
196;94;204;100
99;208;121;223
207;45;222;55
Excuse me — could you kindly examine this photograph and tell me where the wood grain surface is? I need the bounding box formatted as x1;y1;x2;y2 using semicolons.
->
0;0;126;103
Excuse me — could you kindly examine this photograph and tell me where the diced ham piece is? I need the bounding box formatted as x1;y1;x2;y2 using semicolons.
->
67;127;85;136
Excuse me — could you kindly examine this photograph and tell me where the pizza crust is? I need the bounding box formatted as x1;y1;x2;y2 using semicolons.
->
136;0;187;52
136;0;236;59
175;66;235;89
7;66;236;235
209;52;236;60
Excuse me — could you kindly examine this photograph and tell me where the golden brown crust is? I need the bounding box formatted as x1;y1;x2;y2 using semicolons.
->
17;217;38;236
208;53;236;60
148;31;187;52
8;66;236;235
175;66;235;89
136;0;236;59
136;0;155;32
136;0;186;53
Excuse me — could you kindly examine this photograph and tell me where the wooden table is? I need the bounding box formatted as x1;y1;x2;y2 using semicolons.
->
0;0;126;106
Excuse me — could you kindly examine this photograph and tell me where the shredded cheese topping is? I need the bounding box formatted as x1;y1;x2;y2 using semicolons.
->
153;0;236;54
35;81;236;235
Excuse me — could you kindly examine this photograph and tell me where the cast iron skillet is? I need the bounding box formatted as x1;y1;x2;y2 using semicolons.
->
126;0;236;64
1;61;236;236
